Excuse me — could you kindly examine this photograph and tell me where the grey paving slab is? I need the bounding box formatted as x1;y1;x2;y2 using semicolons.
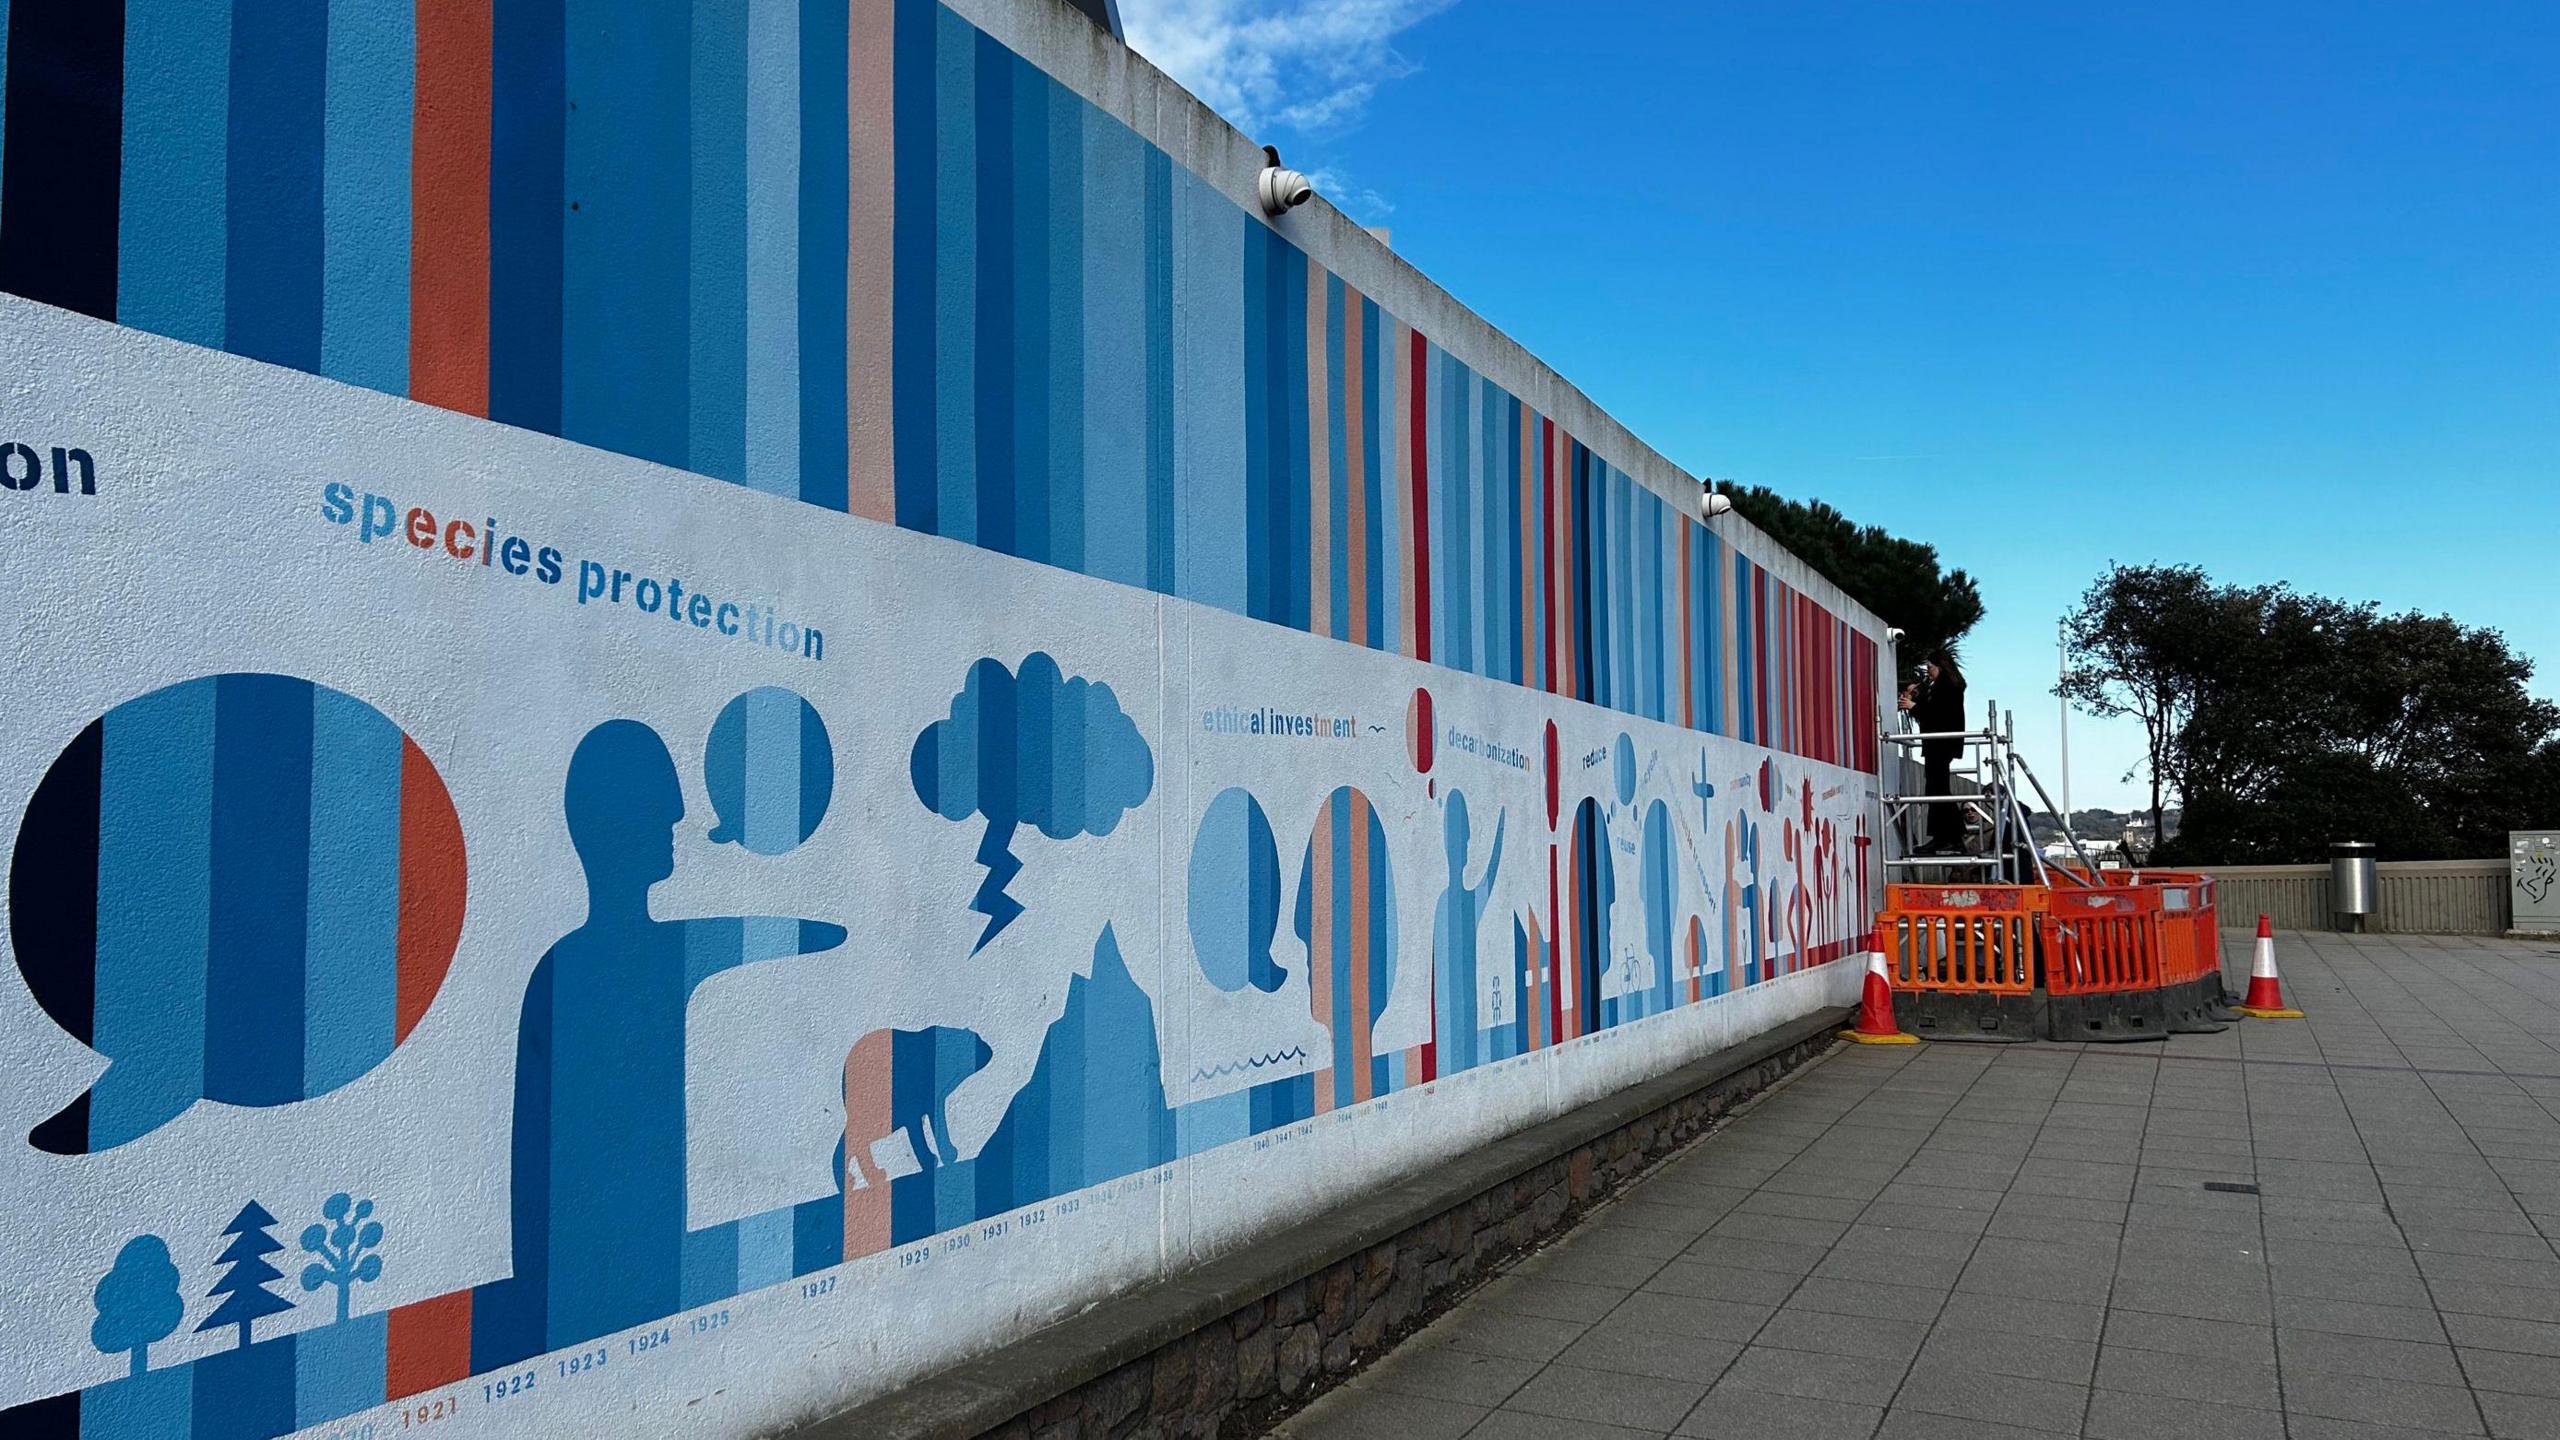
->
1467;1412;1666;1440
1913;1330;2096;1385
1502;1362;1708;1432
1605;1291;1776;1343
1417;1305;1590;1362
1713;1346;1908;1407
1274;1385;1489;1440
2084;1390;2286;1440
1675;1385;1882;1440
1360;1344;1546;1406
1890;1367;2091;1434
1284;931;2560;1440
1553;1322;1740;1384
2096;1342;2282;1409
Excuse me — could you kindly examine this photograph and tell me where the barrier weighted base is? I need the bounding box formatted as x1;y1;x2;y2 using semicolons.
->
1894;989;2042;1043
2044;988;2170;1043
2162;976;2232;1034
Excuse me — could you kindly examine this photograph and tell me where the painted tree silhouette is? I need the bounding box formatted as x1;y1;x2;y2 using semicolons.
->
90;1235;183;1376
299;1192;385;1323
197;1202;295;1349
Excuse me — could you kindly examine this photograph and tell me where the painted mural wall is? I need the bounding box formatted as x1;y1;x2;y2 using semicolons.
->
0;2;1891;1437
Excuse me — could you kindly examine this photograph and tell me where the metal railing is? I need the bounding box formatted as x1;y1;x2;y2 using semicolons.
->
2189;860;2510;935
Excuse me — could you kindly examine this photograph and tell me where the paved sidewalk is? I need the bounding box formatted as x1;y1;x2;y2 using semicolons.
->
1275;930;2560;1440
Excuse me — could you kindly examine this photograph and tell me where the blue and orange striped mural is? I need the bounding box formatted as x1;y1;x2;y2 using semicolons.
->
0;0;1881;778
0;2;1893;1433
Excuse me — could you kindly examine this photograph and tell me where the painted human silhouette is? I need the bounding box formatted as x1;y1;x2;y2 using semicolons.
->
1430;791;1503;1073
1295;787;1397;1110
1567;796;1617;1036
473;720;846;1367
1187;788;1287;995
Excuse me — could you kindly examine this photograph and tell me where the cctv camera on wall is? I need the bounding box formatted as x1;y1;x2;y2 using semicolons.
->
1258;146;1312;217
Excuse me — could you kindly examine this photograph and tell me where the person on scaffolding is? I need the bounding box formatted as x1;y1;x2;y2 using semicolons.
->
1902;648;1969;856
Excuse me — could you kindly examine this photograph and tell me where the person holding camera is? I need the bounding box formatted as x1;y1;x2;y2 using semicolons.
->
1898;649;1969;856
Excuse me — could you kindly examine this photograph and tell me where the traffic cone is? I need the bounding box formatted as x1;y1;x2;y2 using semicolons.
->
1840;952;1919;1045
2235;916;2303;1019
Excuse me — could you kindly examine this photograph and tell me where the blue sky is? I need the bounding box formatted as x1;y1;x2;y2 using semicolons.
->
1125;0;2560;813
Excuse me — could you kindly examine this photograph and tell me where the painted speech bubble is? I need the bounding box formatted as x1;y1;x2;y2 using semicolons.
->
703;686;834;855
8;674;466;1154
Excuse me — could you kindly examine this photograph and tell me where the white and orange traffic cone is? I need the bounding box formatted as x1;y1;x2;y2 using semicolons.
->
2235;915;2303;1019
1840;951;1919;1045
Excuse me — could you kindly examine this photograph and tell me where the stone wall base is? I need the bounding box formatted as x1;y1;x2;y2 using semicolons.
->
793;1008;1848;1440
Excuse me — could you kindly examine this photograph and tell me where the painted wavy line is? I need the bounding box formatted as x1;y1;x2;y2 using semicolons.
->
1191;1047;1310;1082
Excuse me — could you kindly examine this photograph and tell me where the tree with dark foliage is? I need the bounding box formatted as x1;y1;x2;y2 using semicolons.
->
1714;484;1984;664
2061;563;2560;863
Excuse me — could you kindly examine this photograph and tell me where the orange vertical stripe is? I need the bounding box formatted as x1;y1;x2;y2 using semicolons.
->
409;0;492;416
842;1042;894;1258
847;0;898;521
386;1291;473;1399
396;739;468;1043
1344;291;1368;646
1307;271;1331;638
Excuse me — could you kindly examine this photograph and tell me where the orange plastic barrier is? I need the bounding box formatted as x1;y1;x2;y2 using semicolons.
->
2040;886;2164;995
1868;869;2231;1043
1875;884;2038;994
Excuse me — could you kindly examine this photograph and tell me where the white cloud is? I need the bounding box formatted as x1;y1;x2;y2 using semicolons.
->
1121;0;1454;137
1303;166;1394;220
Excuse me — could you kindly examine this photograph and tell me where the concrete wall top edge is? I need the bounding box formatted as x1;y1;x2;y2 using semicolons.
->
945;0;1886;640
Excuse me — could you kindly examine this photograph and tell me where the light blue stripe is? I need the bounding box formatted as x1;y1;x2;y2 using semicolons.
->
743;686;801;853
93;682;216;1149
296;1310;388;1424
743;0;804;499
321;0;414;392
1325;275;1349;640
1081;116;1147;588
1174;1089;1248;1159
692;0;750;484
1633;489;1650;718
1045;79;1085;571
1375;318;1402;653
1485;387;1502;680
1426;343;1447;665
1473;376;1491;678
1617;472;1637;710
933;6;978;543
1481;375;1501;679
120;0;231;346
737;1206;796;1291
303;688;402;1095
1171;171;1245;612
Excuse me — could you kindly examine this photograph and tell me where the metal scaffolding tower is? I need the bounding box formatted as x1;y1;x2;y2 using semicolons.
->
1883;701;2101;885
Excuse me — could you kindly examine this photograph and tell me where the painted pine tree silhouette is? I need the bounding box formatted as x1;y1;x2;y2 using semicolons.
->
196;1202;296;1349
298;1192;385;1324
90;1235;183;1376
